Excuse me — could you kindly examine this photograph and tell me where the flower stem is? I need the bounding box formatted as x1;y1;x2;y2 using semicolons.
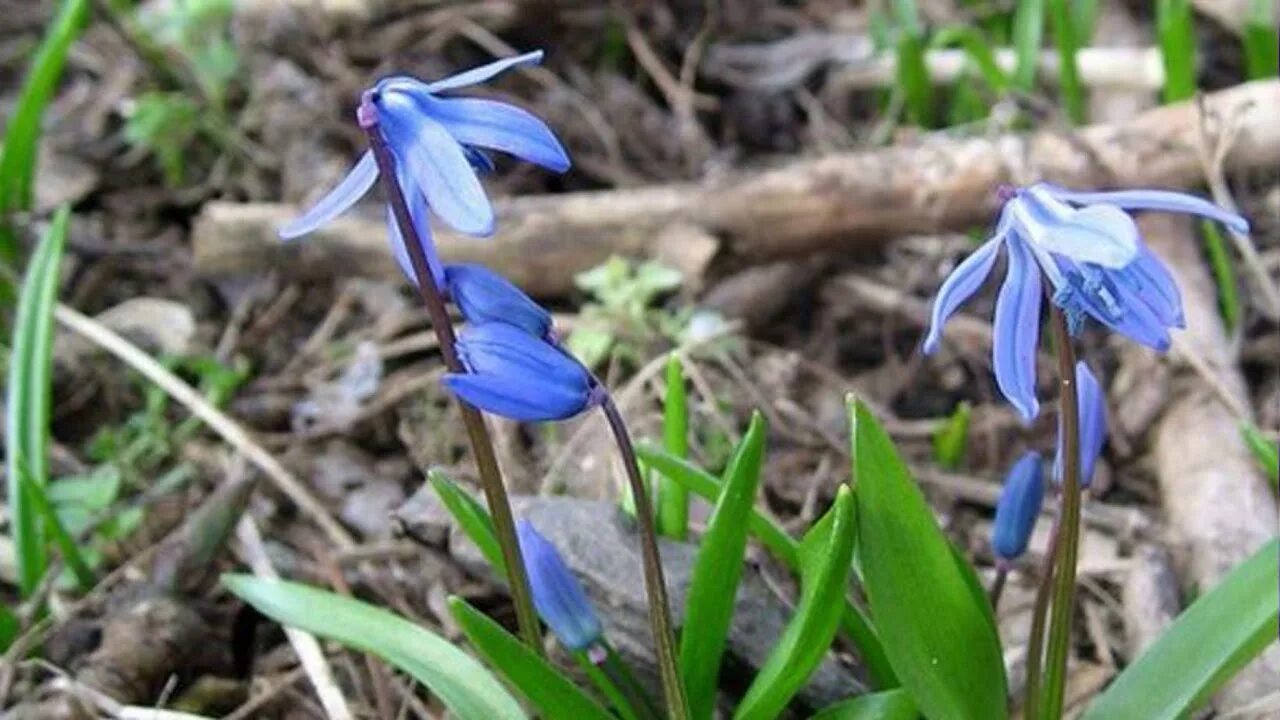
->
360;113;543;655
1022;516;1059;720
599;392;690;720
1041;307;1083;719
988;563;1009;609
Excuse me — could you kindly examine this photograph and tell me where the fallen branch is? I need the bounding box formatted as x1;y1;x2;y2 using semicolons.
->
192;81;1280;297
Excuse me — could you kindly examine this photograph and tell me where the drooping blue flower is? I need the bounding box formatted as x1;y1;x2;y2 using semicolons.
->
444;263;553;339
517;519;603;651
924;182;1248;421
1055;361;1108;488
991;452;1045;562
444;322;599;421
278;50;571;286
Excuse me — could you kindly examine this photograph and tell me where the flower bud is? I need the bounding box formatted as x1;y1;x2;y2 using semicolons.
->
517;519;602;650
1055;361;1107;488
444;264;552;339
992;452;1045;561
445;322;597;421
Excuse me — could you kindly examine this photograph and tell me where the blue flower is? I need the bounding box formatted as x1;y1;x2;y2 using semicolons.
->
924;182;1248;421
517;519;603;651
278;50;571;286
991;452;1045;562
444;263;553;340
444;322;599;421
1055;361;1108;488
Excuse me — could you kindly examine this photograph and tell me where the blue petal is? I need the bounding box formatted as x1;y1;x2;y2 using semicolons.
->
422;96;571;173
922;233;1004;354
385;157;445;288
1113;242;1184;328
992;237;1043;422
279;151;377;239
991;452;1045;561
1055;257;1172;351
464;146;496;174
379;92;495;236
425;50;544;94
443;373;587;421
444;264;553;338
1055;361;1108;487
1040;184;1250;234
447;323;592;421
517;519;602;650
1013;187;1140;269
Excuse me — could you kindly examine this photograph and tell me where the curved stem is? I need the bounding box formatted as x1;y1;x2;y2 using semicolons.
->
1022;516;1060;720
361;114;543;654
1042;307;1082;719
599;393;690;720
988;564;1009;609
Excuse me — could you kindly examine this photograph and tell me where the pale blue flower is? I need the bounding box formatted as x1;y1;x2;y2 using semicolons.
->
991;452;1045;561
924;182;1248;421
278;50;570;286
1054;361;1108;488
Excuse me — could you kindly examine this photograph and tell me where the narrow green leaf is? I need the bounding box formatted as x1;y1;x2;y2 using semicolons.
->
658;353;690;540
851;398;1007;720
0;604;18;652
810;689;917;720
1083;539;1280;719
1011;0;1046;90
1049;0;1084;123
931;27;1010;92
0;0;90;218
449;597;614;720
223;576;526;720
636;444;898;688
1201;220;1240;332
1243;0;1279;79
681;412;766;720
734;486;857;720
1072;0;1101;42
931;401;971;470
429;470;505;578
5;205;70;596
896;33;934;127
1240;424;1278;489
19;466;93;590
1157;0;1198;103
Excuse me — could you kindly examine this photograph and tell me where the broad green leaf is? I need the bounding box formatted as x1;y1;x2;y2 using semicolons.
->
851;399;1006;720
1201;221;1240;332
734;486;857;720
1157;0;1197;103
811;689;917;720
429;471;504;577
5;206;69;596
1011;0;1045;90
681;413;766;720
223;576;526;720
658;353;690;540
1082;539;1279;720
0;0;89;219
931;401;971;471
1240;424;1278;488
449;597;613;720
636;444;898;688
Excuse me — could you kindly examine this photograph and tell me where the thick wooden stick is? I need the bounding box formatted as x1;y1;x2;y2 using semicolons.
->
193;80;1279;296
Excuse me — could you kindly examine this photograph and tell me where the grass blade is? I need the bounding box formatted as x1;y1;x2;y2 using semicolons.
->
429;470;505;577
223;575;527;720
851;398;1007;720
1082;539;1279;719
18;464;94;590
733;486;857;720
636;444;898;688
1201;221;1240;331
1011;0;1045;90
896;33;933;127
449;597;614;720
1048;0;1084;123
811;689;917;720
1243;0;1279;79
1240;424;1278;487
5;205;70;596
658;353;690;540
931;27;1010;93
931;401;971;470
680;412;766;720
0;0;89;220
1157;0;1197;103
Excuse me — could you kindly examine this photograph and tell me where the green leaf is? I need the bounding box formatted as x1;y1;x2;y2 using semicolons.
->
223;576;526;720
1243;0;1279;78
1011;0;1045;90
0;0;89;219
734;486;857;720
1157;0;1197;103
636;444;898;688
449;597;614;720
0;603;18;652
930;27;1010;93
1240;424;1278;488
658;353;690;540
895;33;933;127
429;471;505;578
1049;0;1084;123
1200;220;1240;332
810;689;917;720
5;205;70;596
1082;539;1279;719
680;412;766;720
851;398;1007;720
19;465;94;591
931;401;971;470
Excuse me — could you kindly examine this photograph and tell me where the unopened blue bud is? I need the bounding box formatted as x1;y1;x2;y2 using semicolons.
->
991;452;1045;561
517;519;602;650
444;264;553;339
445;322;599;421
